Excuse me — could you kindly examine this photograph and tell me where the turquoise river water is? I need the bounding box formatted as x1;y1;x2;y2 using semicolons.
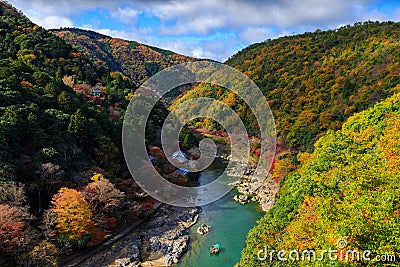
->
177;159;263;267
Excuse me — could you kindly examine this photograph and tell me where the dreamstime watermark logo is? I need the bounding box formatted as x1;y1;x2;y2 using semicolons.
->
122;61;276;207
257;239;396;263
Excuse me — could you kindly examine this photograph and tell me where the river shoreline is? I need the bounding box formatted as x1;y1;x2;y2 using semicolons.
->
226;162;279;212
76;142;277;266
221;150;279;212
79;205;200;267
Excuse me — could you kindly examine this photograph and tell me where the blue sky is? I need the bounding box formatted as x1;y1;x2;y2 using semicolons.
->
8;0;400;62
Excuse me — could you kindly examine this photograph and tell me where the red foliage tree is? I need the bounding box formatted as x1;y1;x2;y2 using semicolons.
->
0;204;25;252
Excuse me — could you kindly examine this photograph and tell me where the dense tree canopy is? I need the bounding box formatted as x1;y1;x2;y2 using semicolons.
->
0;2;181;265
2;2;400;266
238;92;400;266
174;21;400;152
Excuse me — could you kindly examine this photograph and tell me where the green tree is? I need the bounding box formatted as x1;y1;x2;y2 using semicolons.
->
92;136;120;176
57;91;76;113
68;109;87;146
182;134;193;150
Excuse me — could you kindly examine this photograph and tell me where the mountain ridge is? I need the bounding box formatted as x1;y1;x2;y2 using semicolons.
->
51;27;195;85
173;20;400;150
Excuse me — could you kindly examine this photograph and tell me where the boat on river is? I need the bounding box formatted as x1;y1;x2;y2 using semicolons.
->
210;243;220;254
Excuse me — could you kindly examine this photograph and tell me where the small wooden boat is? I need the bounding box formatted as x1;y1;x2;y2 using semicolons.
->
210;243;220;254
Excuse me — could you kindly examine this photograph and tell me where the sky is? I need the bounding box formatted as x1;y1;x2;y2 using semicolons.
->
8;0;400;62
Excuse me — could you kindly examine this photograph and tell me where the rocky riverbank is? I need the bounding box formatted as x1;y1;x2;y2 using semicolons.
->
187;140;279;211
79;205;200;267
225;156;279;212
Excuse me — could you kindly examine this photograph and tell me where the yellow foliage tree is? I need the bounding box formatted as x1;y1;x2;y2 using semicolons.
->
90;172;104;182
51;188;92;241
29;241;59;267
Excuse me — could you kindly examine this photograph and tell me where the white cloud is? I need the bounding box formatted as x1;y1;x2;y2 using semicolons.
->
159;15;227;35
240;27;275;44
141;0;375;35
111;6;140;24
9;0;116;16
7;0;400;61
158;36;240;62
138;27;153;34
29;15;74;29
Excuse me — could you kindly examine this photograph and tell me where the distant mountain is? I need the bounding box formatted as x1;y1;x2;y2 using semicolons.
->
51;28;195;85
173;21;400;151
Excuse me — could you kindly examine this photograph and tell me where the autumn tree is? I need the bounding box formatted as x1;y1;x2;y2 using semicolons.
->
270;151;296;183
81;177;124;227
0;182;33;255
27;240;59;267
0;204;25;253
51;188;92;242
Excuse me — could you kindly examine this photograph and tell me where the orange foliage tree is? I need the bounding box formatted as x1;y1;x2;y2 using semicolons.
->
51;188;92;241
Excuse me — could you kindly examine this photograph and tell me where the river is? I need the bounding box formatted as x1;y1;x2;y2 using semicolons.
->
177;158;263;267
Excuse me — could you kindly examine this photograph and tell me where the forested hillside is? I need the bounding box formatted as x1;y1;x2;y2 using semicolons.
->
0;2;136;264
237;90;400;266
0;2;123;185
175;21;400;151
51;28;194;85
229;22;400;266
0;2;188;265
2;1;400;266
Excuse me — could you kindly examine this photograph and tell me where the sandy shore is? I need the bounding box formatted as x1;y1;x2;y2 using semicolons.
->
140;257;168;267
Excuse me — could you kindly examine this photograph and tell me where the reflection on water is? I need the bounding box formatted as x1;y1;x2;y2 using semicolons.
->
178;158;263;267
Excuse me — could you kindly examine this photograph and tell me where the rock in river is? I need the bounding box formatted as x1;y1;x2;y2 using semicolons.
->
196;223;211;235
